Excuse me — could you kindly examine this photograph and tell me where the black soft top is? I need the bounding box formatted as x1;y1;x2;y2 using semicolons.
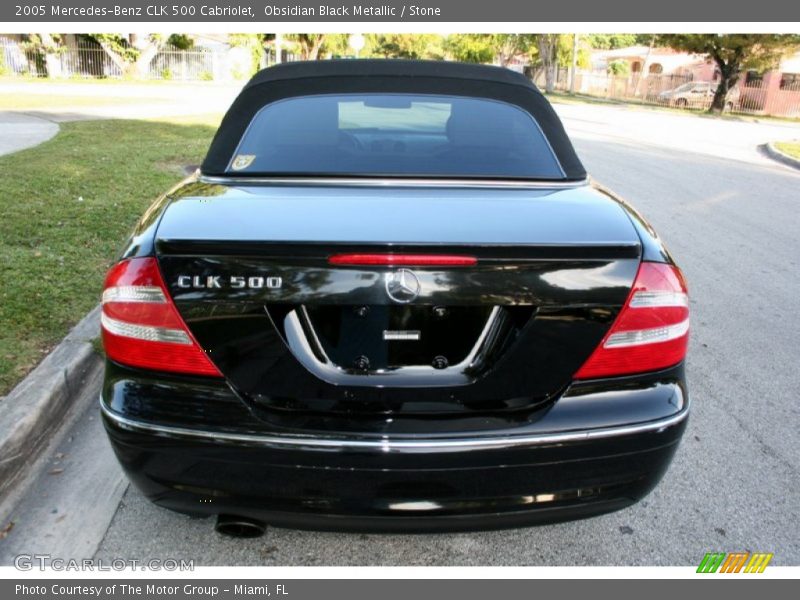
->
201;60;586;180
243;59;537;88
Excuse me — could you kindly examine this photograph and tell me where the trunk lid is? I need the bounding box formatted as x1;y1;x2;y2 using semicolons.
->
155;181;641;419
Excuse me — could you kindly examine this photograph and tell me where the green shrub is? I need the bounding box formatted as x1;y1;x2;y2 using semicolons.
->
607;60;630;76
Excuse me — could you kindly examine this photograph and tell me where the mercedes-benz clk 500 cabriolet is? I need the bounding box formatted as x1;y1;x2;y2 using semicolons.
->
100;60;689;536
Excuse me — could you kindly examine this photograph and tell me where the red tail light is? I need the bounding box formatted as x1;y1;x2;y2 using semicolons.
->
329;253;477;267
574;262;689;379
101;257;221;377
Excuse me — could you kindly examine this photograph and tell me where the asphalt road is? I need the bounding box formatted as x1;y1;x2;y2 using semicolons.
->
2;105;799;566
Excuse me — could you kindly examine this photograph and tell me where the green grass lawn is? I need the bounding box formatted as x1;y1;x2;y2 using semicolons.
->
774;140;800;159
0;115;220;395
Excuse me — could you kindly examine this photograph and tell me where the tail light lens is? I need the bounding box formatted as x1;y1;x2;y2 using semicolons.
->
574;262;689;379
101;257;221;377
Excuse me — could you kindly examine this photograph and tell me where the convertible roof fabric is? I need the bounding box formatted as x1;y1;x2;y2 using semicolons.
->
201;60;586;180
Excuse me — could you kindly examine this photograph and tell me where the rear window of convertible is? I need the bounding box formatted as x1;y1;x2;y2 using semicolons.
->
228;94;565;179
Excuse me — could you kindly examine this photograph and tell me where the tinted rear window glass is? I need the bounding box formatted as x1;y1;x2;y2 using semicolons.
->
229;94;565;179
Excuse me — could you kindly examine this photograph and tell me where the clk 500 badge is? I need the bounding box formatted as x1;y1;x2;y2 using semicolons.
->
176;275;282;289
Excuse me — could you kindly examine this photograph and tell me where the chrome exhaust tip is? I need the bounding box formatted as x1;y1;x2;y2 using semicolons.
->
214;514;267;538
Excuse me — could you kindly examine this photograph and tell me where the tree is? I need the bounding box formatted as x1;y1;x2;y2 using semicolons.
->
556;34;591;69
587;34;637;50
660;34;800;113
369;34;445;60
22;34;64;77
607;60;630;76
167;34;194;50
493;34;537;67
228;34;267;76
283;34;327;60
318;34;355;58
536;34;560;93
88;34;165;77
445;34;495;64
444;34;537;66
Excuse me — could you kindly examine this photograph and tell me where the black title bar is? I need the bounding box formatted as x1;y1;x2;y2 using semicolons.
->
3;0;799;22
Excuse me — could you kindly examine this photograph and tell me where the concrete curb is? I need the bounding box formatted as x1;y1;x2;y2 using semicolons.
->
0;306;101;503
764;142;800;171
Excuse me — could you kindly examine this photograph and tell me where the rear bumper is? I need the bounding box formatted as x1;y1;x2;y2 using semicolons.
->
101;362;688;532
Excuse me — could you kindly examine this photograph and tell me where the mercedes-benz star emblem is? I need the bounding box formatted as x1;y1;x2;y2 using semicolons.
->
385;269;421;303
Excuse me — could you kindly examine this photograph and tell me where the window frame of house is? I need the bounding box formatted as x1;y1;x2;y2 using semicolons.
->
779;73;800;91
744;70;764;89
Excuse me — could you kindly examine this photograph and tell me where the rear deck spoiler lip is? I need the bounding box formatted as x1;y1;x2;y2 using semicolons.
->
153;239;641;260
198;174;590;190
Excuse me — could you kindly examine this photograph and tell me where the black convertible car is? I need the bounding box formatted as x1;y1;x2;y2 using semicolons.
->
100;60;689;536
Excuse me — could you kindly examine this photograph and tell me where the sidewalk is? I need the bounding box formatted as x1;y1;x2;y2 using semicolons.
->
0;112;59;156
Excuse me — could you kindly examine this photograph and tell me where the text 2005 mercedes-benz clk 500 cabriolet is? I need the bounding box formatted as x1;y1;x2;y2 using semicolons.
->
100;60;689;536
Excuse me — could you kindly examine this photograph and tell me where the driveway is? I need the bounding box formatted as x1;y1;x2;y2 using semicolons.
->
0;112;59;156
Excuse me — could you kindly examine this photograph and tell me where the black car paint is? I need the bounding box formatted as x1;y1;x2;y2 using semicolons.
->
120;177;673;262
102;359;687;531
101;173;688;530
151;180;641;415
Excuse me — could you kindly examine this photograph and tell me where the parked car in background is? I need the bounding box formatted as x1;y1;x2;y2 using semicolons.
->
658;81;739;110
100;60;690;536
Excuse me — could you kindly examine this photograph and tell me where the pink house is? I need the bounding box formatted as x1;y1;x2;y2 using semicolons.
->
590;46;800;117
590;46;714;79
741;52;800;117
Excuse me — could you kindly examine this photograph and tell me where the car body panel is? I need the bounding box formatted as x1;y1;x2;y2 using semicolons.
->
151;178;644;414
155;179;639;248
101;361;687;530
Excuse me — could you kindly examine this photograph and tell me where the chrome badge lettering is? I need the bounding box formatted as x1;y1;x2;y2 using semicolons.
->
176;275;282;290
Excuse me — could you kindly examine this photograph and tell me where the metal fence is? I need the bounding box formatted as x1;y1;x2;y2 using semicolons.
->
59;42;123;78
535;68;800;119
738;77;800;118
0;38;274;81
0;38;123;78
148;45;216;80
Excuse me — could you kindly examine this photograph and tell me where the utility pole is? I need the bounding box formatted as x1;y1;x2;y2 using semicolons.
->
274;33;282;64
569;33;578;94
634;34;656;98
